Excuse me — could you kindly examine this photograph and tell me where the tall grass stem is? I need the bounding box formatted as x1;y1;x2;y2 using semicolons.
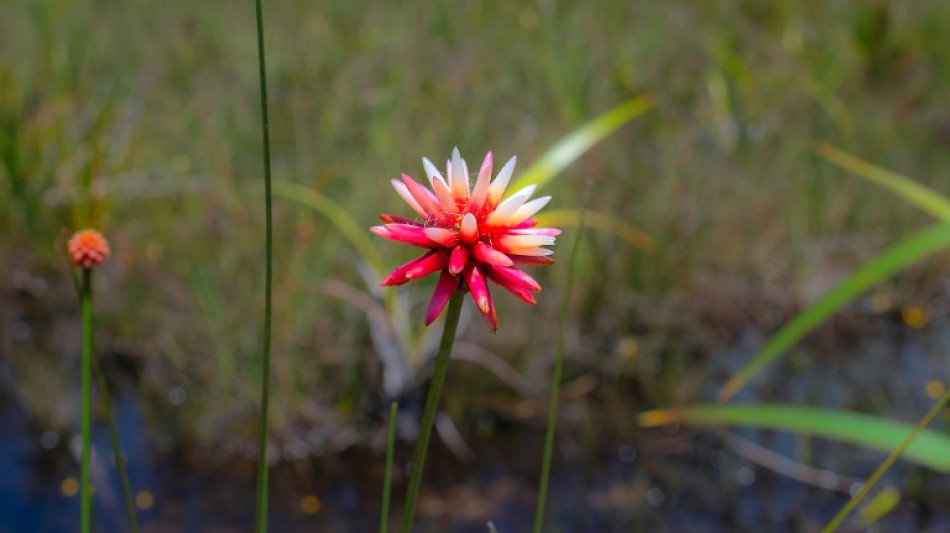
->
533;193;588;533
820;386;950;533
252;0;275;530
380;401;398;533
80;267;93;533
399;291;464;533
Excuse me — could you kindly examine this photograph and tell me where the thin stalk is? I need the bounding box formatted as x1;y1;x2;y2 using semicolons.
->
821;386;950;533
80;267;93;533
533;201;587;533
253;0;275;530
380;401;399;533
399;291;464;533
93;356;139;532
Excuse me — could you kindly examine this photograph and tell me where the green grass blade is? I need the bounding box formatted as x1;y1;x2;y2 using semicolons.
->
638;404;950;472
814;143;950;221
274;179;386;275
511;94;655;191
534;208;655;253
718;222;950;401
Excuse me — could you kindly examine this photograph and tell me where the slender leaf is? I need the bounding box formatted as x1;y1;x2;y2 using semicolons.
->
534;208;655;253
511;94;655;191
814;143;950;221
274;179;386;274
718;222;950;401
856;487;900;528
638;404;950;472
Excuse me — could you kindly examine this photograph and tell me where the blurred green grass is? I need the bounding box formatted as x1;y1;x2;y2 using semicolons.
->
3;0;950;454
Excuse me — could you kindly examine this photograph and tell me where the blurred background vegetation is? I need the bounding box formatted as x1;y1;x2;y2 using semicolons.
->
3;0;950;530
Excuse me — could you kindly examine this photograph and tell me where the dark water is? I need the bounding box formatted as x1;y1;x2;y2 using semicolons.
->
4;320;950;532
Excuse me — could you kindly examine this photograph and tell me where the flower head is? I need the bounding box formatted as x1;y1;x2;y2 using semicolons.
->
372;148;559;331
68;229;111;268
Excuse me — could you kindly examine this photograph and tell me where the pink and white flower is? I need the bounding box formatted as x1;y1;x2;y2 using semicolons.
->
372;148;559;331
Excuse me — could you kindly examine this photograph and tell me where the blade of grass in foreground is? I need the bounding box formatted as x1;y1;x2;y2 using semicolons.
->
511;94;655;192
253;0;275;530
814;143;950;221
638;404;950;472
379;401;398;533
718;222;950;401
820;386;950;533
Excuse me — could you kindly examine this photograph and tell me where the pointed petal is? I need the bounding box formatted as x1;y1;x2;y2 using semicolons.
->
404;251;448;280
471;241;514;267
459;212;479;244
509;227;561;236
392;179;426;218
450;147;470;202
493;234;556;253
512;217;538;229
401;174;443;218
464;264;492;315
379;214;422;225
486;155;516;206
425;271;460;325
486;265;542;292
485;185;537;227
375;223;439;248
422;227;459;247
381;251;438;286
424;157;456;212
508;196;551;226
469;151;492;211
508;247;554;257
485;266;539;305
509;254;555;266
448;244;469;275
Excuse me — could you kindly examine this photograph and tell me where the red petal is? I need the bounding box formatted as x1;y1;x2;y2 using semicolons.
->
381;250;438;286
423;227;460;247
509;254;555;266
471;241;514;267
448;245;469;275
379;214;422;225
382;223;439;248
401;174;444;218
464;264;491;314
512;217;538;229
425;271;460;325
404;252;448;281
485;265;541;304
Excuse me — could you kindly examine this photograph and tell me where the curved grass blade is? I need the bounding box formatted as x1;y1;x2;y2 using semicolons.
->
718;222;950;401
534;208;655;253
273;179;386;275
511;94;655;191
638;404;950;472
814;143;950;220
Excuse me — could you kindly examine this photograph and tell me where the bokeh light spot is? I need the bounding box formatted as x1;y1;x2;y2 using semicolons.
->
61;477;79;497
301;495;322;515
902;305;928;329
926;380;945;400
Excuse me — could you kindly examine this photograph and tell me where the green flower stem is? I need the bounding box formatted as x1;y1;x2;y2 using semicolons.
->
93;356;139;532
80;267;93;533
253;0;275;530
399;291;464;533
380;401;398;533
533;206;586;533
821;386;950;533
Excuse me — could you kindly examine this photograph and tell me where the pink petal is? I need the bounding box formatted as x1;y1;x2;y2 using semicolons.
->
404;252;448;280
381;250;438;286
509;227;562;236
493;234;556;254
423;227;460;247
471;241;514;267
391;179;427;218
485;265;541;292
401;174;444;219
486;266;537;305
449;147;470;203
464;264;491;314
509;254;555;266
469;152;492;212
380;223;440;248
512;217;538;229
448;244;469;275
425;271;460;325
486;155;516;207
379;214;422;225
